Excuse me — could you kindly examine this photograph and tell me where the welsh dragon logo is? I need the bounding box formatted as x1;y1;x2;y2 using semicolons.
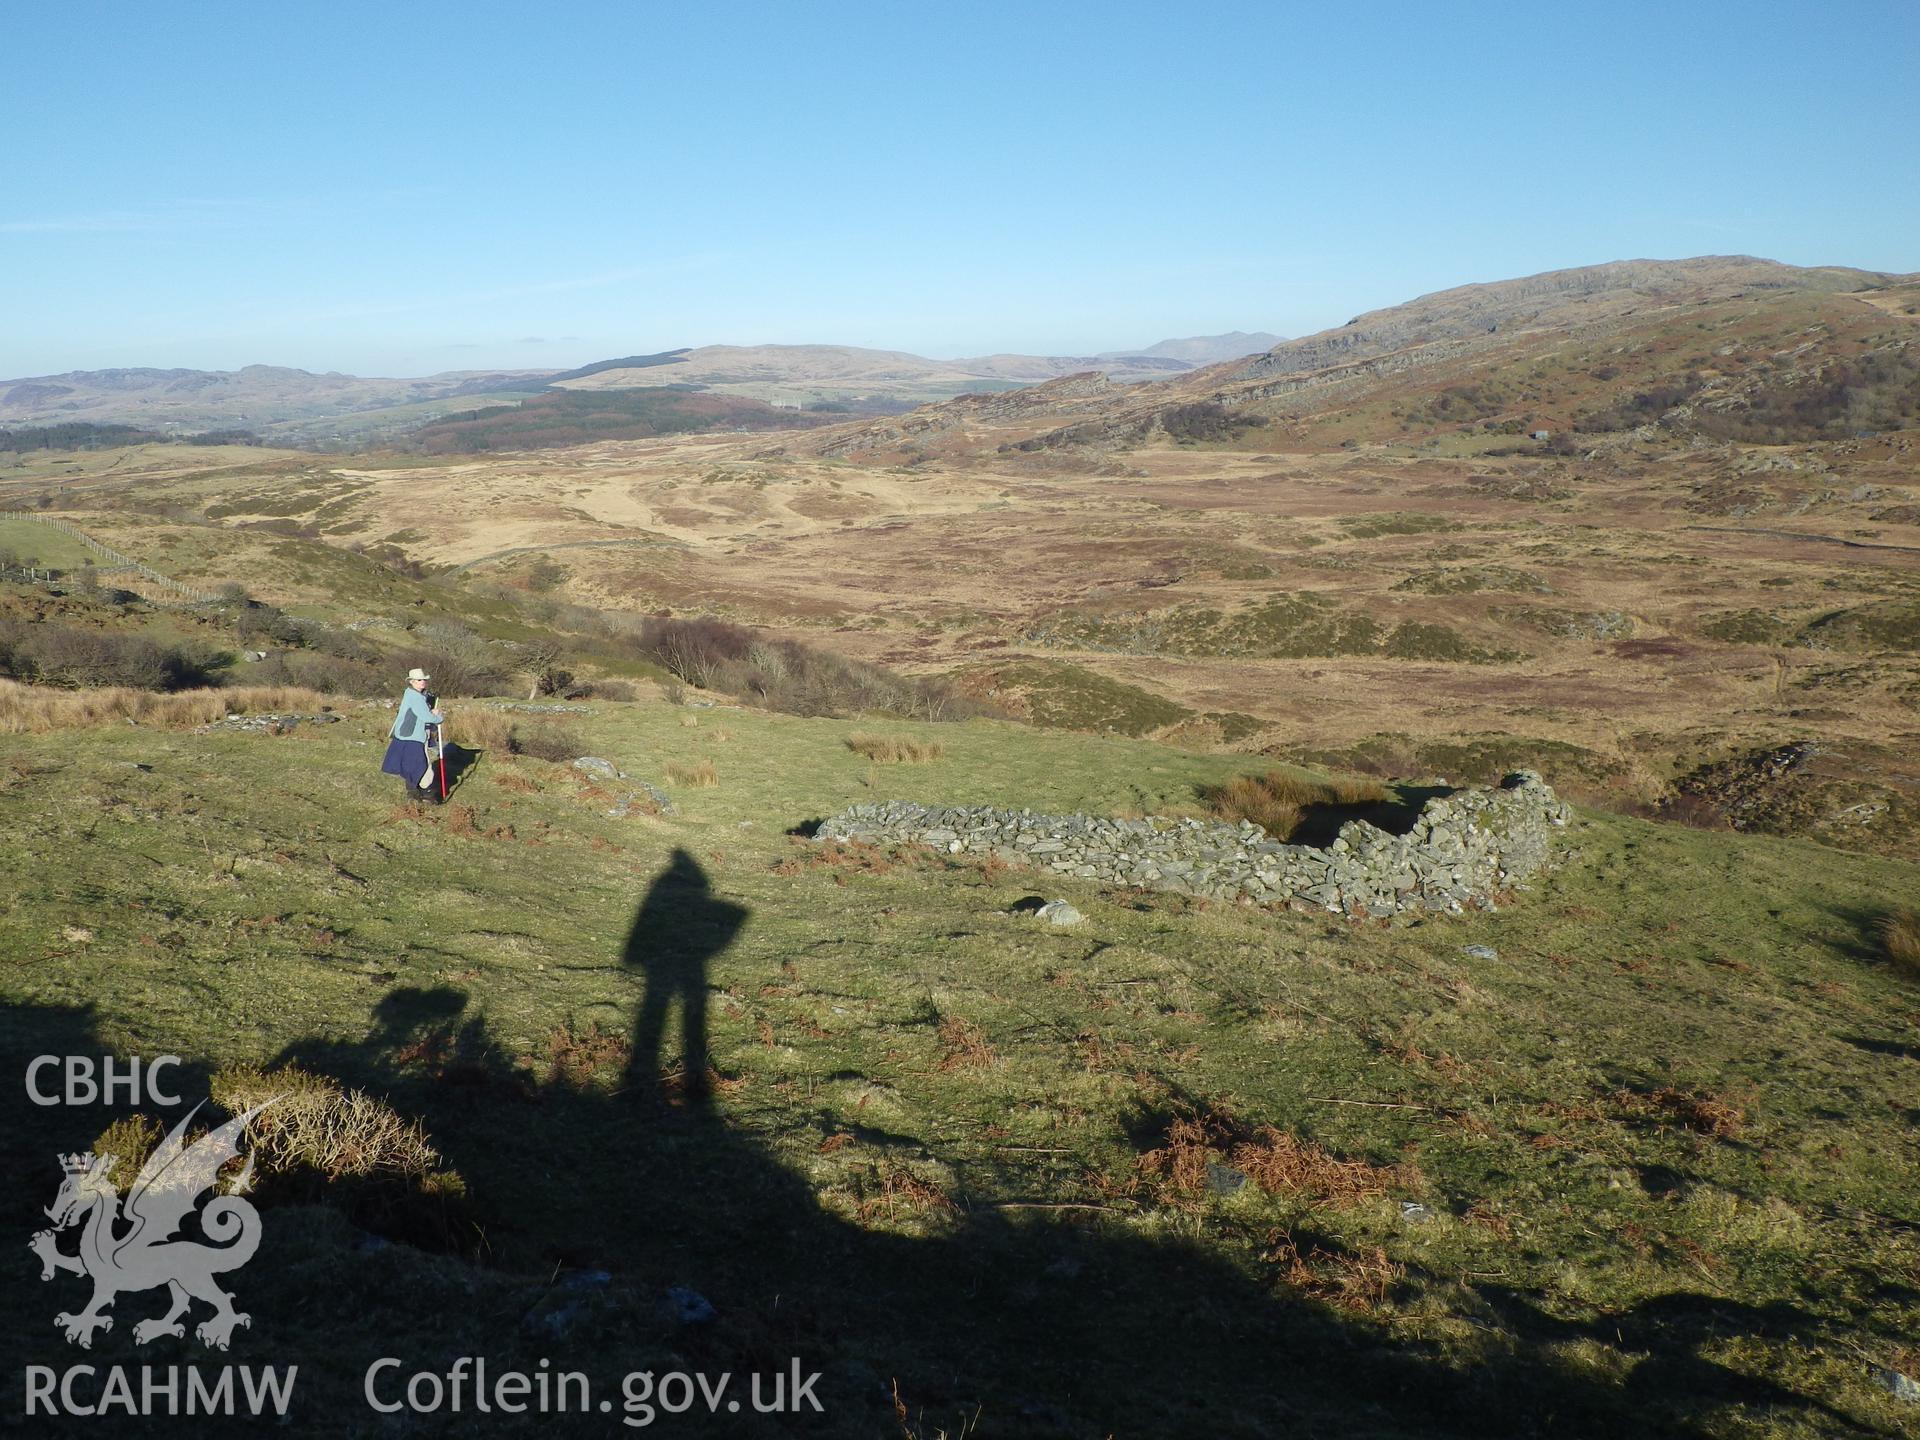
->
29;1099;276;1350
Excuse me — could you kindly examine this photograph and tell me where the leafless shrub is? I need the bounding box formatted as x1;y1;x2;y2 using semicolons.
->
407;622;510;697
213;1064;443;1184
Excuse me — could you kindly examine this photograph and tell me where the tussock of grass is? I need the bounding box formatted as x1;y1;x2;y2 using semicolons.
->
665;758;718;787
1201;768;1390;841
453;709;514;753
847;730;946;764
0;679;334;733
1880;909;1920;977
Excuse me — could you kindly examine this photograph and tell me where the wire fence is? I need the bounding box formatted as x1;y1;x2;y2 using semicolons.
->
0;512;221;604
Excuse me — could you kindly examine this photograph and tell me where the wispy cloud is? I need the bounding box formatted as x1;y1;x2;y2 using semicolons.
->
0;212;189;235
0;189;443;237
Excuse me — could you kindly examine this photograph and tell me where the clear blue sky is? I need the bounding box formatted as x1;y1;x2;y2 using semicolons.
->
4;1;1915;377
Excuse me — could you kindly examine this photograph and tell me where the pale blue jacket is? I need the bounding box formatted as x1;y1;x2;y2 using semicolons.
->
390;688;444;742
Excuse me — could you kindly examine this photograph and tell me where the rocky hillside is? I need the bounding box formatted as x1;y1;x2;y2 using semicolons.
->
812;256;1919;460
1230;256;1897;382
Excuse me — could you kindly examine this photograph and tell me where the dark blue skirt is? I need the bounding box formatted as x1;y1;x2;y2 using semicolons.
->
380;737;430;786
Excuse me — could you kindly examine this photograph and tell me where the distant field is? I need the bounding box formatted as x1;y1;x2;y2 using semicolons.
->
0;516;98;568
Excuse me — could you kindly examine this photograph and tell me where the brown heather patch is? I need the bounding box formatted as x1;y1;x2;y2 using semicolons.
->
855;1166;954;1223
545;1021;630;1086
1614;1085;1749;1139
936;1016;998;1071
770;837;939;881
1136;1103;1401;1207
1260;1230;1403;1312
1230;1126;1396;1203
435;804;518;842
491;771;538;795
1464;1200;1514;1240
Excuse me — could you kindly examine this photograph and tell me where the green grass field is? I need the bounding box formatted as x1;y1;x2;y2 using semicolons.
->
3;697;1918;1436
0;517;102;570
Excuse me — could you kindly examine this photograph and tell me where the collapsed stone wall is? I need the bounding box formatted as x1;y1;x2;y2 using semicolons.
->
815;771;1570;917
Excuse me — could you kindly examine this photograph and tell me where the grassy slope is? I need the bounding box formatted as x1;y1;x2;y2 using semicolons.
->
3;698;1918;1436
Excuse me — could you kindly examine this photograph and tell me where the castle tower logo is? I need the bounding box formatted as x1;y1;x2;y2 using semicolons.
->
29;1099;277;1351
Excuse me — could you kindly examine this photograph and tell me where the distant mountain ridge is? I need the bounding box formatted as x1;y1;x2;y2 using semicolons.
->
1110;332;1284;365
0;364;556;445
0;333;1277;443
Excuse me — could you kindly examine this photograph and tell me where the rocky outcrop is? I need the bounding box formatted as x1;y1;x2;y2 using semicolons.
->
815;772;1570;917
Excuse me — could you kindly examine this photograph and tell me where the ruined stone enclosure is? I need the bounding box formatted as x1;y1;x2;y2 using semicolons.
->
814;771;1571;918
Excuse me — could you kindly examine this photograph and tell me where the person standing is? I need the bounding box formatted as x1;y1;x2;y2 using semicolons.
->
381;666;446;803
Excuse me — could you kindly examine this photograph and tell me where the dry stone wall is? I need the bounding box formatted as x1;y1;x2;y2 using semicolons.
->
815;771;1570;917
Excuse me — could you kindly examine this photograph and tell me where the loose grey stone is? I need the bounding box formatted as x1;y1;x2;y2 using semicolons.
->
666;1286;716;1324
1034;899;1084;926
1872;1367;1920;1403
1462;945;1499;961
1205;1162;1249;1196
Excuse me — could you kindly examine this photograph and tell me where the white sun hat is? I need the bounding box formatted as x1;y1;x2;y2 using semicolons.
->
407;667;431;682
